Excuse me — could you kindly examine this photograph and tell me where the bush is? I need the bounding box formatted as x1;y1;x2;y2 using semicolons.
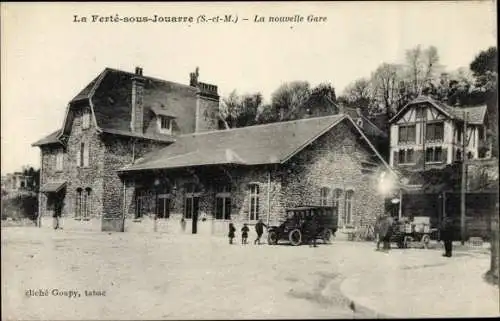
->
1;193;38;221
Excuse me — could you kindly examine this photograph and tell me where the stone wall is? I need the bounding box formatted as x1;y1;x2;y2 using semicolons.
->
280;121;385;229
195;94;219;133
39;104;105;231
101;135;171;231
119;119;387;236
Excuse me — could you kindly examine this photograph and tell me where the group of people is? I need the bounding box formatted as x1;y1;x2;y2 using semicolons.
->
374;213;454;257
228;219;268;245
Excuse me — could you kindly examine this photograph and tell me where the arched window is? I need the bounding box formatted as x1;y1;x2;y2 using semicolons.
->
344;190;354;225
215;184;231;220
75;188;82;219
320;187;330;206
248;184;260;221
332;189;343;210
83;188;92;220
467;151;474;160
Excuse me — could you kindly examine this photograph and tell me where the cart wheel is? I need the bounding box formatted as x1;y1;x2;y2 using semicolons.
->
403;236;411;248
267;231;278;245
289;229;302;246
421;234;430;249
322;229;332;244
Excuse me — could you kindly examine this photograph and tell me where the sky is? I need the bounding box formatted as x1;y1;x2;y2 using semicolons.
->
1;1;497;174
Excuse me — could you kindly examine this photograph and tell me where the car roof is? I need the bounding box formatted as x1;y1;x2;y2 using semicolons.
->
286;206;333;211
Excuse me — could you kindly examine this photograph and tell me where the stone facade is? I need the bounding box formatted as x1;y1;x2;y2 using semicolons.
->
101;135;170;231
122;121;386;236
39;104;105;227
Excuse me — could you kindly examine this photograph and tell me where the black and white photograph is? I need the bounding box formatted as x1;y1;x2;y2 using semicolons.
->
1;1;498;319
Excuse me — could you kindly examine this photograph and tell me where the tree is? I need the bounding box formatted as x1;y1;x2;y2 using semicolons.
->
219;91;263;128
370;63;403;114
404;45;441;97
469;47;498;157
270;81;311;121
341;78;375;113
21;165;39;193
470;46;497;78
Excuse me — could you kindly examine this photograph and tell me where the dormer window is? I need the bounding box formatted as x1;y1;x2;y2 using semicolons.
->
82;111;90;129
158;116;173;135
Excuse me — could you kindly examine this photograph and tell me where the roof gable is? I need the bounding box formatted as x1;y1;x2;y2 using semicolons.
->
34;67;199;146
120;114;392;173
390;96;487;125
31;129;62;147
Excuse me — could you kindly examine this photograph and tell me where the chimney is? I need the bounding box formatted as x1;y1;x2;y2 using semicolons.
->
130;66;145;133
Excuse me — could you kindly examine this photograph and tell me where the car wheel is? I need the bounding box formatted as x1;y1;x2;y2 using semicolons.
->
289;229;302;246
268;231;278;245
421;234;430;249
322;229;332;244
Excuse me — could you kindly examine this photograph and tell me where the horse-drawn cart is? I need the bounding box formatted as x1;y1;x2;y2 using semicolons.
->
390;216;438;249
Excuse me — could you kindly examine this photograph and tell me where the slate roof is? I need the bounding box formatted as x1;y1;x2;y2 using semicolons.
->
33;67;199;146
120;114;390;172
343;107;387;138
40;181;66;193
89;68;198;134
32;129;62;146
390;96;487;125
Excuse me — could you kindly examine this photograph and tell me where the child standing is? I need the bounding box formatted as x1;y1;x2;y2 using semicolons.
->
241;223;249;245
228;222;236;244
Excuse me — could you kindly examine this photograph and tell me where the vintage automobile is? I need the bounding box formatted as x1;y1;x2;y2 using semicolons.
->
267;206;338;246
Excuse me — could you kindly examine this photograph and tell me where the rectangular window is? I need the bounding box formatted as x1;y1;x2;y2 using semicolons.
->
249;184;260;221
82;112;90;129
398;150;406;164
399;149;415;164
215;197;232;220
344;190;354;225
415;108;425;119
320;187;330;206
184;197;193;219
407;149;414;163
156;194;170;219
426;122;444;142
56;151;63;171
75;190;82;219
398;125;416;143
159;116;172;134
425;147;443;163
135;190;152;219
83;189;91;219
78;142;89;167
456;127;462;142
215;185;231;220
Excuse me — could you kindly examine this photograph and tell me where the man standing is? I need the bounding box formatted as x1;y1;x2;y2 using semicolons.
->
254;219;267;245
374;215;383;251
308;216;318;248
379;214;393;252
440;216;453;257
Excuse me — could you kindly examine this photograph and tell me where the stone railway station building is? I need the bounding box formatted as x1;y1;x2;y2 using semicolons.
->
32;67;392;235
